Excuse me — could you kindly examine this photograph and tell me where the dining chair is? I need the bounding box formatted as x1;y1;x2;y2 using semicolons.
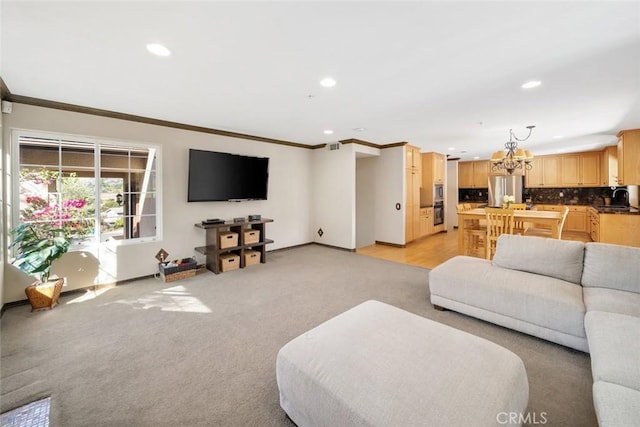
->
509;203;528;235
457;204;485;256
485;207;515;259
526;206;570;240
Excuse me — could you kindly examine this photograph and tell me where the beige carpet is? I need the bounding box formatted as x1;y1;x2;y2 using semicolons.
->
1;244;596;426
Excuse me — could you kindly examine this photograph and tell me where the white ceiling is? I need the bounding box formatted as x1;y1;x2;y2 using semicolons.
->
2;1;639;160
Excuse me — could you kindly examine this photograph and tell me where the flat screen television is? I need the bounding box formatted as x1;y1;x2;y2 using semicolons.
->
188;149;269;202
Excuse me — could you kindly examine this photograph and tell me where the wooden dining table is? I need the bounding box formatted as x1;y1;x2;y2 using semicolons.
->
457;208;563;255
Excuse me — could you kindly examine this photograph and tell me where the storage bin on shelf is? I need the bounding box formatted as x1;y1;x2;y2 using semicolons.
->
244;250;261;266
159;258;197;282
244;229;260;245
220;253;240;272
219;231;239;249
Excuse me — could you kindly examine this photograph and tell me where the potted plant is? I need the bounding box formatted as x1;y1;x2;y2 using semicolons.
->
9;223;70;311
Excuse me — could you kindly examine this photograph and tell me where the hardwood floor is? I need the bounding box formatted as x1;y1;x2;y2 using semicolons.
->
356;228;591;270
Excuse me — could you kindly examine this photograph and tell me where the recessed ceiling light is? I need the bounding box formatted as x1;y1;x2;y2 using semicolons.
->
521;80;542;89
320;77;336;88
323;129;334;135
553;135;564;139
146;43;171;57
473;156;480;160
448;147;456;151
353;127;366;132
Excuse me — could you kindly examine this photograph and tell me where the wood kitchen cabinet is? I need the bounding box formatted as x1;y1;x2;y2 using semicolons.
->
589;206;640;247
458;160;489;188
617;129;640;185
599;213;640;247
406;145;421;170
526;156;561;187
560;152;600;187
419;207;435;237
565;206;588;232
422;152;445;184
600;146;618;187
406;145;422;243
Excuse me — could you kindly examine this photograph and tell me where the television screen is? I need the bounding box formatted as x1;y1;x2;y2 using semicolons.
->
188;149;269;202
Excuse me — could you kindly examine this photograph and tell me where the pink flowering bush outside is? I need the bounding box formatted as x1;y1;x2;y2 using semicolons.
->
21;195;93;240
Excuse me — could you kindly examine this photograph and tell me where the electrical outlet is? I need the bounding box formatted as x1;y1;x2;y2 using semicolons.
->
559;192;564;197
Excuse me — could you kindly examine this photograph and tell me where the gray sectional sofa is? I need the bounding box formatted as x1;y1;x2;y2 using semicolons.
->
429;234;640;426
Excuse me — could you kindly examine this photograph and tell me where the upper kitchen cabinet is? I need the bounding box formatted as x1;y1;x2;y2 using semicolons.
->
458;160;489;188
423;152;445;184
406;145;421;171
560;152;600;187
600;146;618;187
525;155;561;187
617;129;640;185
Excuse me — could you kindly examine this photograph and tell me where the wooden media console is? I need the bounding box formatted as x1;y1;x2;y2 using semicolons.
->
195;218;274;274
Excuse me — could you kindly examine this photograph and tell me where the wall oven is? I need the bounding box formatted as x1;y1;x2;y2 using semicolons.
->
434;184;444;202
434;201;444;226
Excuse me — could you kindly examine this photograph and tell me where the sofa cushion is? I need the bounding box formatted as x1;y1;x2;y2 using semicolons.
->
585;311;640;390
592;381;640;427
430;256;586;339
492;234;585;284
583;287;640;318
582;242;640;293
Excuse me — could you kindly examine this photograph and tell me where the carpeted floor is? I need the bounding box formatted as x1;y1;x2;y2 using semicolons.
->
1;244;596;426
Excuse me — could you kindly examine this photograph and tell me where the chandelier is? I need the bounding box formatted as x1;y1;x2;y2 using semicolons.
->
490;125;535;174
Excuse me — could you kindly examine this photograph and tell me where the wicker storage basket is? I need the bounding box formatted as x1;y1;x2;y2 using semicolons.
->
159;259;197;282
244;230;260;245
25;278;64;311
244;250;261;266
219;232;239;249
220;253;240;272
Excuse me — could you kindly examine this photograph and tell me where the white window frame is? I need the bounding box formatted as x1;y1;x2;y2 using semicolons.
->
11;129;163;247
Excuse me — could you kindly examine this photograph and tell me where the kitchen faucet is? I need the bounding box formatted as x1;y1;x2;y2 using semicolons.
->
612;188;629;205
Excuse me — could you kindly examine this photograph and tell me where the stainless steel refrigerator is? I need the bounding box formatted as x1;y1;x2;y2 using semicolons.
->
488;175;523;207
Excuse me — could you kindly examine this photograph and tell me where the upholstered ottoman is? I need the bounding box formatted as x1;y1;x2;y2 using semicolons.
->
276;300;529;427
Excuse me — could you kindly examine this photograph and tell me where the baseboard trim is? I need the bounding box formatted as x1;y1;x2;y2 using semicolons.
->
312;242;356;252
375;240;406;248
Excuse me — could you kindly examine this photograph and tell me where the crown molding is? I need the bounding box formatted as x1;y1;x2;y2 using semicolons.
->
2;80;411;151
1;81;313;149
339;138;408;149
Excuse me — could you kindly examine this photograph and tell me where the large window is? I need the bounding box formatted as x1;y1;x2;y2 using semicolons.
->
14;131;161;246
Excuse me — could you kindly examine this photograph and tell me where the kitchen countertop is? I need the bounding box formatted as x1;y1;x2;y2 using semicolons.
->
532;203;640;215
591;206;640;215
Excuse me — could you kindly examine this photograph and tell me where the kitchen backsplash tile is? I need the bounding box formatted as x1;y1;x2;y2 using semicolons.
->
459;186;631;206
459;188;489;202
526;186;628;205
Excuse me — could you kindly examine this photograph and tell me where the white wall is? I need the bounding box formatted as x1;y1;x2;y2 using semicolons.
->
374;146;404;245
2;103;313;303
311;143;357;249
